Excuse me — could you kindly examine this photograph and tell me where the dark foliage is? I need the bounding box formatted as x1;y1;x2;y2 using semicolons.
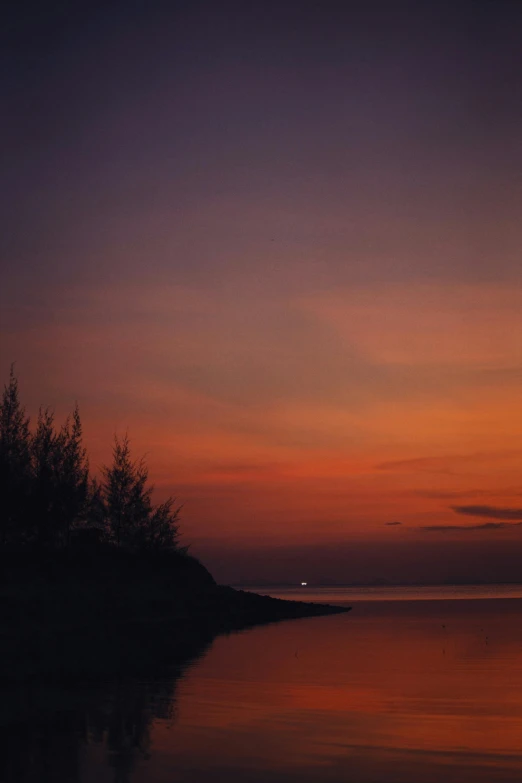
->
0;368;182;556
101;434;182;552
0;366;31;546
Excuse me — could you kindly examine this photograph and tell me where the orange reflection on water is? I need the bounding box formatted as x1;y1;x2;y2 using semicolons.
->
144;597;522;783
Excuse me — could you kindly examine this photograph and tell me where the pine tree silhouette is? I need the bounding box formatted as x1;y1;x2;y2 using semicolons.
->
0;366;31;546
102;434;181;552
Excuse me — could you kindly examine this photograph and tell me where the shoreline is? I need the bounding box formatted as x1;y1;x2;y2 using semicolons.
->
0;581;351;682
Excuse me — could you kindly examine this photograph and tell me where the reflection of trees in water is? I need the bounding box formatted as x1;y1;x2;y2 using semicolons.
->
89;677;177;783
0;647;211;783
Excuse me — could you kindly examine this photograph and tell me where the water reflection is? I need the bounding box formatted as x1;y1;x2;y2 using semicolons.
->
0;640;211;783
4;593;522;782
161;597;522;783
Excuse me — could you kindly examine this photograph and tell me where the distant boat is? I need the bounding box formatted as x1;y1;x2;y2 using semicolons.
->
301;582;307;586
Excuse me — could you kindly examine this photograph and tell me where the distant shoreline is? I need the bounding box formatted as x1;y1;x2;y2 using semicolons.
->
232;581;522;588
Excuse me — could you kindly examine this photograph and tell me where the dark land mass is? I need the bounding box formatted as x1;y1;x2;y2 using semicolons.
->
0;548;350;682
0;372;350;686
0;550;352;783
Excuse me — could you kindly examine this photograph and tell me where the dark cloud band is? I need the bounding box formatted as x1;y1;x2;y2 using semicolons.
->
421;521;522;532
452;505;522;521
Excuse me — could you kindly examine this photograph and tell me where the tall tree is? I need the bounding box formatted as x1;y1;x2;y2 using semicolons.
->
0;366;31;546
102;434;152;549
30;406;58;548
55;404;89;547
29;404;89;549
101;434;181;552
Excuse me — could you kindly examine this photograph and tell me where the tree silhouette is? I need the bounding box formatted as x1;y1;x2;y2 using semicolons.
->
30;406;59;548
0;368;183;556
102;434;152;549
55;404;89;547
137;496;183;553
29;404;89;549
101;434;181;552
86;475;107;535
0;366;31;546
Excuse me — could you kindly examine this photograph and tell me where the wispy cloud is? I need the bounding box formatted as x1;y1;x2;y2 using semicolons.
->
385;521;402;526
376;451;522;476
376;456;456;474
414;489;522;500
421;521;522;532
452;505;522;521
302;284;522;368
418;505;522;532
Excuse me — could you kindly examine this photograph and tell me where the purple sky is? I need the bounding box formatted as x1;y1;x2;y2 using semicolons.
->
2;1;522;583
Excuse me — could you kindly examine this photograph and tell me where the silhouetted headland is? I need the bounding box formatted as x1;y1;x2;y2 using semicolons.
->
0;546;350;682
0;368;349;681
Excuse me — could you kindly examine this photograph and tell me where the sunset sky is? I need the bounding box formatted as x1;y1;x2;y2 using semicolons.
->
2;1;522;583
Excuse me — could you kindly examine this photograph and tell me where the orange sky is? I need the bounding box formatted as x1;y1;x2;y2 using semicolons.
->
3;279;522;581
2;3;522;581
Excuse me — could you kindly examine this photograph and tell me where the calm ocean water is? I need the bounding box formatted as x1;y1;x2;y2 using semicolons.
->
4;585;522;782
